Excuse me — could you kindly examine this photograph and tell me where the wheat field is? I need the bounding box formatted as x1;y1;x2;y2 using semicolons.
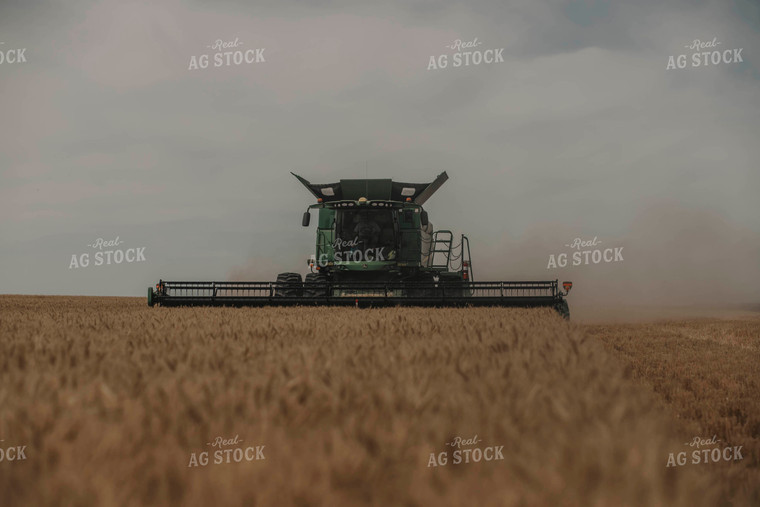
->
0;296;757;506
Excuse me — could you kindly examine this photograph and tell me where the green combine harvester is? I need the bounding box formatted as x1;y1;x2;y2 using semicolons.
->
148;172;572;318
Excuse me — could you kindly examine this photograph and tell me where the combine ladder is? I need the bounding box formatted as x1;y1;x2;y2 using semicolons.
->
428;231;474;281
429;231;453;269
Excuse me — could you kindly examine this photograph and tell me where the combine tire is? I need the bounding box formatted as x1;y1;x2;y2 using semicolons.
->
554;299;570;320
274;272;303;297
303;272;328;298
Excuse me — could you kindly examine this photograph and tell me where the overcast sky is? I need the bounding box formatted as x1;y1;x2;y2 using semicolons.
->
0;0;758;308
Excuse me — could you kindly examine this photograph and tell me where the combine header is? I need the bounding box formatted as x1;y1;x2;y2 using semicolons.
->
149;172;572;318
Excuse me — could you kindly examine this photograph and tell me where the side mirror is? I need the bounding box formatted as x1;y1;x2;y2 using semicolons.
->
420;210;429;227
302;211;311;227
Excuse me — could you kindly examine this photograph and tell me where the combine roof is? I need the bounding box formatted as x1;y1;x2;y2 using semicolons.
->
291;171;448;205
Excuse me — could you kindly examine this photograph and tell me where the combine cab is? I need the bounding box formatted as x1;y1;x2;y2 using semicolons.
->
148;172;572;318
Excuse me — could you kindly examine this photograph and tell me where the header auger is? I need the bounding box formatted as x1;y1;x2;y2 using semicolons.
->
149;172;572;318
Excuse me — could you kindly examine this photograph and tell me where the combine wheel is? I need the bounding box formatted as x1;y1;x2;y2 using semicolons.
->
303;272;328;298
274;272;303;297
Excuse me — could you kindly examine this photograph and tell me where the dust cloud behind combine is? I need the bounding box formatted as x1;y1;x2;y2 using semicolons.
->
473;201;760;319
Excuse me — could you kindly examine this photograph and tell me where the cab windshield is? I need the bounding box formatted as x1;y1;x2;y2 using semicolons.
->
334;209;396;262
